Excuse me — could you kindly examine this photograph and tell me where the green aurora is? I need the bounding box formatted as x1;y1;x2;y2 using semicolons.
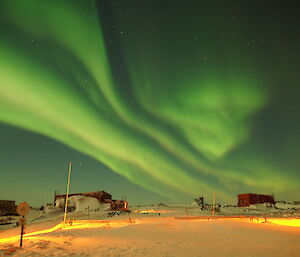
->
0;0;299;202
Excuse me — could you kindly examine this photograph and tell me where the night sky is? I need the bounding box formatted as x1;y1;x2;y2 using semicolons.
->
0;0;299;207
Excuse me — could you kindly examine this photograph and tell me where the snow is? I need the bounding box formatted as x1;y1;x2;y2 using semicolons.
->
0;202;299;257
55;195;111;212
249;203;274;209
276;203;300;210
54;198;65;209
66;195;110;212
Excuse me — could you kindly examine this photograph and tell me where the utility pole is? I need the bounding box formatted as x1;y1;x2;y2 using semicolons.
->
63;162;72;223
54;190;60;205
212;192;216;216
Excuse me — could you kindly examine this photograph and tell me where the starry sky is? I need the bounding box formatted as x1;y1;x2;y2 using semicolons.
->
0;0;299;207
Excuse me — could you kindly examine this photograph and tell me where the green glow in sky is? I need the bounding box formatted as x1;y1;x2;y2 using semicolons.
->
0;0;299;202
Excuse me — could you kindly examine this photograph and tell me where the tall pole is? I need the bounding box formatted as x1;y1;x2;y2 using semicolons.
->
212;192;216;216
63;162;72;223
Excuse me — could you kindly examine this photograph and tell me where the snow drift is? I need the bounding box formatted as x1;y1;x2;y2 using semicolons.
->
55;195;110;212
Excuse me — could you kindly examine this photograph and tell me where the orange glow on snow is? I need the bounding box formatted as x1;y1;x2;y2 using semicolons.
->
0;223;63;243
0;220;133;244
0;217;299;244
249;217;300;227
61;219;132;230
175;216;300;228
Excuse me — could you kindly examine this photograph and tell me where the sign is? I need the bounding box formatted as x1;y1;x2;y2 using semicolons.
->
16;202;30;216
16;202;29;248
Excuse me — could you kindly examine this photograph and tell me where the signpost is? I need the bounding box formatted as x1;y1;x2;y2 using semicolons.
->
16;201;30;247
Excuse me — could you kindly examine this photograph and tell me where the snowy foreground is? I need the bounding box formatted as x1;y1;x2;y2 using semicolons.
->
0;203;299;257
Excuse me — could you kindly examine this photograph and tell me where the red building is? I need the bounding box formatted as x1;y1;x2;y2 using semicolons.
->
0;200;16;215
55;190;112;203
238;193;275;207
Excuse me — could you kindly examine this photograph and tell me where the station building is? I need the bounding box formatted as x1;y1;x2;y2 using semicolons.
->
238;193;275;207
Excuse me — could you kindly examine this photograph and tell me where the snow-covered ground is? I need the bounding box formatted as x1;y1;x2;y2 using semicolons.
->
0;199;299;257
